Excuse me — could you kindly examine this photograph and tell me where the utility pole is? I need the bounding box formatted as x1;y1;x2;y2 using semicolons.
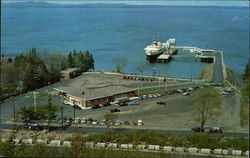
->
61;106;64;129
13;97;16;119
31;91;38;111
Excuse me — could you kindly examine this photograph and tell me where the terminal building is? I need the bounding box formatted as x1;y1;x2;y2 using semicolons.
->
57;85;135;109
55;73;136;109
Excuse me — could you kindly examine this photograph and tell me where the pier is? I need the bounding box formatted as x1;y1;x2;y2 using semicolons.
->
155;45;218;63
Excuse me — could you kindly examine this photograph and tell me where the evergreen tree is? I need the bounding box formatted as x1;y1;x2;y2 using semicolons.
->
67;52;74;68
7;58;13;63
46;95;58;130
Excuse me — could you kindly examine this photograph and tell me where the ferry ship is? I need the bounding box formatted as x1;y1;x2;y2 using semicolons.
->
144;39;176;62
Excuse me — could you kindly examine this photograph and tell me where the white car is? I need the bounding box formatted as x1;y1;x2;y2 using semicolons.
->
220;91;229;95
153;94;158;98
188;87;194;91
157;93;161;97
183;92;190;96
81;118;86;124
92;121;98;125
148;94;153;98
74;118;81;123
177;89;184;93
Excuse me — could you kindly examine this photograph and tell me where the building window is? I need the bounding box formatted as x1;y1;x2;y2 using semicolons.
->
70;98;81;106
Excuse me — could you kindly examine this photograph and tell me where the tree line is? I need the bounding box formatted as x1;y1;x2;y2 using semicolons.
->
241;58;249;126
68;50;94;71
0;48;94;101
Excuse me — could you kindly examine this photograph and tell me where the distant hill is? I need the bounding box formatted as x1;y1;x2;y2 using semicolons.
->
2;1;246;8
2;1;131;8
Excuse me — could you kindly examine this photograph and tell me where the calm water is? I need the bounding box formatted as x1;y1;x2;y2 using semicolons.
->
2;4;249;78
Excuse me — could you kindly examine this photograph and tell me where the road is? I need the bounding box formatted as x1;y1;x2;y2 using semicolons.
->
203;51;224;85
0;123;248;138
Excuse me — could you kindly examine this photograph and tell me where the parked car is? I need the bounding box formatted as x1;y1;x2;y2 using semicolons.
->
148;94;153;98
92;120;98;125
137;120;143;126
22;123;43;130
143;95;147;99
115;121;121;126
157;101;166;105
177;89;184;93
120;120;129;126
99;120;106;125
132;121;137;126
153;94;158;98
128;101;139;105
191;127;205;132
74;118;81;123
220;91;229;95
209;127;223;133
157;93;161;97
86;118;93;124
119;102;128;106
183;92;190;96
110;108;121;113
224;87;234;92
188;87;194;91
81;118;87;124
108;121;115;126
92;105;101;109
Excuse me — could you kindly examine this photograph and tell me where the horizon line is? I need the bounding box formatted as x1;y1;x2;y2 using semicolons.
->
2;0;249;7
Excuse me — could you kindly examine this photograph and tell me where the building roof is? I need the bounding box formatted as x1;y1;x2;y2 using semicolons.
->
54;73;136;101
60;68;79;74
56;85;135;101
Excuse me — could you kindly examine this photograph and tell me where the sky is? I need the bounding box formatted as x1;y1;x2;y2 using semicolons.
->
2;0;249;7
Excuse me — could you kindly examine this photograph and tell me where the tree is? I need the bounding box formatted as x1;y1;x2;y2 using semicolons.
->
190;86;222;129
17;95;58;124
45;95;58;130
7;58;13;63
112;57;128;73
103;112;118;128
240;59;249;126
17;106;46;123
68;52;74;68
242;58;249;82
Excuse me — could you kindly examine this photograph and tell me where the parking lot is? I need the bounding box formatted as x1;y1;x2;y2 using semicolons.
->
0;72;243;132
56;85;241;131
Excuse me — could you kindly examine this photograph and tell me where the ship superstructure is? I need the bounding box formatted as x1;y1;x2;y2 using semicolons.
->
144;38;176;62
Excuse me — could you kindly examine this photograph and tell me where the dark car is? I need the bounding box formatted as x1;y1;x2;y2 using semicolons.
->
110;109;121;113
191;127;205;132
209;127;223;133
22;123;43;130
157;101;166;105
92;105;101;109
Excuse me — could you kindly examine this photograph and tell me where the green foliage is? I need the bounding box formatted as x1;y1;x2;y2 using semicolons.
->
17;106;45;123
242;58;249;82
67;50;94;71
241;59;249;126
0;132;248;157
17;95;58;123
190;86;222;128
67;52;74;68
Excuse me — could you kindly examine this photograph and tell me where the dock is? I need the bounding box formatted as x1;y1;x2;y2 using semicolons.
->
156;45;216;63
